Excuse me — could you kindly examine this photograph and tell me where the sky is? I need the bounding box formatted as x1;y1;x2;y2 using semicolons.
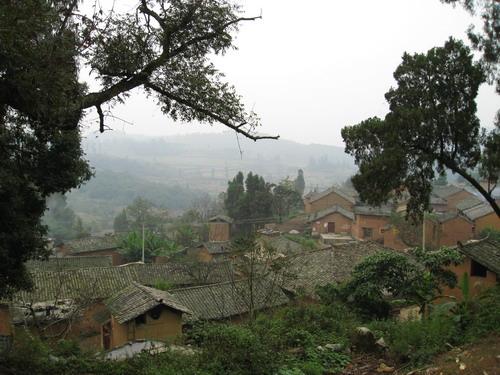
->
81;0;498;147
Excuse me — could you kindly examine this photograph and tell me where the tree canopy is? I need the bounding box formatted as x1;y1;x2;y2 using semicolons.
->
0;0;274;297
342;38;499;220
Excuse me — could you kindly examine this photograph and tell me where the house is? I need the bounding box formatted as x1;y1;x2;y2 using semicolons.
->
283;241;387;299
208;215;233;242
303;186;357;214
26;255;113;271
462;203;500;236
432;185;476;211
102;283;190;350
55;236;124;265
171;278;290;323
307;205;354;236
352;205;393;243
443;238;500;301
424;212;474;248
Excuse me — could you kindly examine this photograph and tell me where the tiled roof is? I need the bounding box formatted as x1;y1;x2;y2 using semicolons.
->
10;261;234;304
171;278;289;320
106;283;190;324
283;241;388;297
208;215;234;224
26;256;113;271
430;194;447;205
64;236;119;254
428;211;471;224
458;238;500;275
456;197;483;212
307;186;357;204
462;203;495;221
353;205;393;217
432;185;465;199
203;242;231;255
307;205;354;222
260;236;305;256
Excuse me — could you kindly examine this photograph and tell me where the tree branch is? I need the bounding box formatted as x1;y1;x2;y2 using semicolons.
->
145;81;279;141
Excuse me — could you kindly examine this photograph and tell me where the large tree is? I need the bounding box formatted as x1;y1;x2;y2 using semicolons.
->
0;0;276;297
342;38;499;220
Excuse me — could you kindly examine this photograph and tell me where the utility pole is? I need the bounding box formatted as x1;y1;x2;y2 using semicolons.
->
142;222;145;263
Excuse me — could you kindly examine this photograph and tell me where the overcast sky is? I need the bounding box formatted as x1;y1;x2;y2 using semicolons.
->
82;0;498;147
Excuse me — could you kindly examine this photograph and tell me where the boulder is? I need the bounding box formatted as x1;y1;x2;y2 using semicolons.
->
351;327;377;353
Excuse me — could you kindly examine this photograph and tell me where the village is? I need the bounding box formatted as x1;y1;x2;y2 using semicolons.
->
1;180;498;365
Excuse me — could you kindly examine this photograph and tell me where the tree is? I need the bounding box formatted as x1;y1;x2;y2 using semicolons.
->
113;209;130;233
125;197;168;232
342;38;499;220
294;169;306;196
322;247;463;319
43;193;90;243
1;0;276;297
272;179;304;222
119;230;179;263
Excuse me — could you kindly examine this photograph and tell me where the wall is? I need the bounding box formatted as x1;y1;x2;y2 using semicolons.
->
68;249;124;266
474;213;500;236
352;215;390;243
311;212;352;235
111;306;182;349
425;217;474;248
441;257;498;301
304;191;354;214
209;223;231;242
0;305;13;337
381;227;409;251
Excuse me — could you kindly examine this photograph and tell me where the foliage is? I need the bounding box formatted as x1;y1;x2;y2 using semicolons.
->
284;234;318;250
479;227;500;241
273;178;304;222
0;0;271;297
327;248;462;318
174;224;200;247
294;169;306;197
119;230;179;262
341;38;499;220
43;193;90;242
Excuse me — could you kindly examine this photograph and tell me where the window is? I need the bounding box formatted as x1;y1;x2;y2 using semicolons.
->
135;314;146;325
470;259;487;278
362;227;373;239
149;306;162;320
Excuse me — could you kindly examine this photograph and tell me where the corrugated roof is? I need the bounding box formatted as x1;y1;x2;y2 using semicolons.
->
283;241;388;297
106;283;190;324
307;186;357;204
462;203;495;221
458;238;500;275
171;278;289;320
64;236;119;254
307;205;355;222
26;256;113;271
353;205;392;217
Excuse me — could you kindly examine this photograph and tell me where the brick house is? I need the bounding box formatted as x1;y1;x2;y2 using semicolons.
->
55;236;124;265
351;205;392;243
424;212;474;248
432;185;476;211
208;215;233;242
303;187;356;214
307;205;354;236
462;203;500;236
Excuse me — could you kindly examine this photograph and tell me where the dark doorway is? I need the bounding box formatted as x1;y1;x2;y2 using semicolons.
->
102;321;111;350
327;222;335;233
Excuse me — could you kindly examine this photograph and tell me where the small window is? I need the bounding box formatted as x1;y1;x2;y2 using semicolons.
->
362;227;373;239
135;314;146;325
470;259;487;278
149;306;162;320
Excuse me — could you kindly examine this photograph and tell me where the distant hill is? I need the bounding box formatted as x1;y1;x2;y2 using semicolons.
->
69;132;356;232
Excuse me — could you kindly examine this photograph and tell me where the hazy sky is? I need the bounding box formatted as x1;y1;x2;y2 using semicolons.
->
82;0;498;147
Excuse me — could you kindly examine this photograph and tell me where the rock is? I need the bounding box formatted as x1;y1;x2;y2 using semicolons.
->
325;343;344;352
376;363;394;373
376;337;388;350
289;229;300;234
351;326;377;353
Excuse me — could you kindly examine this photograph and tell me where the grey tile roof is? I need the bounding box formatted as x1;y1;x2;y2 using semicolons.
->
260;236;306;256
203;242;231;254
432;185;465;199
456;197;483;212
283;241;388;297
208;215;234;224
26;256;113;271
307;186;357;204
353;205;393;217
10;261;234;304
105;283;190;324
462;203;495;221
171;278;289;320
458;238;500;275
64;236;119;254
307;205;355;222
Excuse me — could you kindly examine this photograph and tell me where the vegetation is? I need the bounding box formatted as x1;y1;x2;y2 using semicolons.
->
0;0;276;297
119;230;179;263
43;194;90;243
342;38;499;220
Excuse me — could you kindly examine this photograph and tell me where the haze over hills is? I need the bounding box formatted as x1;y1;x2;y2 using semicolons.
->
68;132;356;231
